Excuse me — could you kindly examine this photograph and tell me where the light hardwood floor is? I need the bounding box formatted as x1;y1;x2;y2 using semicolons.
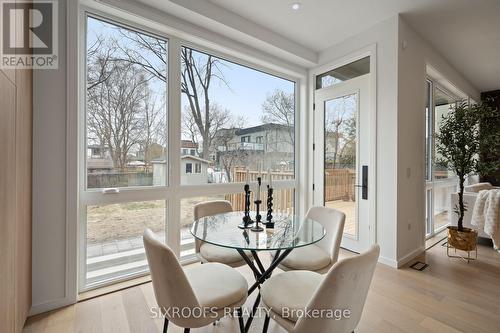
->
24;242;500;333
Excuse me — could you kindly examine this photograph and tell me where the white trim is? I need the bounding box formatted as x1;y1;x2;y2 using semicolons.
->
426;65;469;101
397;246;425;268
378;256;398;268
309;44;378;249
29;297;75;317
65;0;79;309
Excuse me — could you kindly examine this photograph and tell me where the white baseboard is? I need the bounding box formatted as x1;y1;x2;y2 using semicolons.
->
378;256;398;268
377;246;425;269
29;297;75;316
397;246;425;268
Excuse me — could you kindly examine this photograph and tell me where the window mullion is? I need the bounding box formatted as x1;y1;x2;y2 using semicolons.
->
167;37;182;256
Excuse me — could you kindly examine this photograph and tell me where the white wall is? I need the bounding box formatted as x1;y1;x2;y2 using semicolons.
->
32;0;72;314
316;17;400;266
396;16;480;265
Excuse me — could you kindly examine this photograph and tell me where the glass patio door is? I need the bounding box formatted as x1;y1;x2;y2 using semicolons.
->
313;69;372;253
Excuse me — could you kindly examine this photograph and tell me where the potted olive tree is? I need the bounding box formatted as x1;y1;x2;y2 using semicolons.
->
435;100;498;253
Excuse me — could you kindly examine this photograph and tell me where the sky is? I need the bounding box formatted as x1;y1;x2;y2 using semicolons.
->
187;53;295;126
87;16;295;142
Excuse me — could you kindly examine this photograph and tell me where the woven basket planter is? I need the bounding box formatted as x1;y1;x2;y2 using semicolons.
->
447;226;478;252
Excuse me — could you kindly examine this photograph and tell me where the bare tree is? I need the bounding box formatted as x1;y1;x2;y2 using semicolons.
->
325;95;356;168
140;91;166;164
214;128;248;183
261;89;295;145
180;48;231;159
112;29;230;160
181;106;201;151
87;61;150;170
86;35;116;90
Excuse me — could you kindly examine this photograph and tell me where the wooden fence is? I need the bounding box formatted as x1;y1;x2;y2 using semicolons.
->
225;167;355;212
324;169;355;201
87;172;153;188
225;168;295;214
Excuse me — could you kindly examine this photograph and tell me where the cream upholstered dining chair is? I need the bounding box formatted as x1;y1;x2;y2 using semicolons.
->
276;206;345;274
194;200;251;267
143;229;247;333
261;244;380;333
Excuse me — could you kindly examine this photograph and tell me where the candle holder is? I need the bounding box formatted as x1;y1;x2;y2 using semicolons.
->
251;199;264;232
265;185;274;228
251;177;264;232
238;184;254;229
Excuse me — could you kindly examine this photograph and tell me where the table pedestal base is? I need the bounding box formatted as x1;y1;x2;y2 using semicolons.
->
236;249;293;332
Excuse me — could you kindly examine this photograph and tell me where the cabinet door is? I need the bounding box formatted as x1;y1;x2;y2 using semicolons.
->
15;69;33;331
0;70;17;333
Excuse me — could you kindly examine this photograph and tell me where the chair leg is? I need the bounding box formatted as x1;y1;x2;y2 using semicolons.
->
262;314;270;333
237;307;245;333
162;318;168;333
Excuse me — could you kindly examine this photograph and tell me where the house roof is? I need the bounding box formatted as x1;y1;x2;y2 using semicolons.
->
234;123;292;136
181;155;211;164
181;140;198;149
87;144;106;150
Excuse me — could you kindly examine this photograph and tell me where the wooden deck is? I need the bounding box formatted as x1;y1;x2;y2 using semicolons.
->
326;200;356;236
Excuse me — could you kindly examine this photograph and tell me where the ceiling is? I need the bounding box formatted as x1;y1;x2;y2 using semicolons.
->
138;0;500;92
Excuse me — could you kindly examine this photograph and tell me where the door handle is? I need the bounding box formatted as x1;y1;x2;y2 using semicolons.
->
354;166;368;200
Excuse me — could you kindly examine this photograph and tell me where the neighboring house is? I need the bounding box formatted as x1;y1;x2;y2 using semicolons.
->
181;140;198;156
181;155;210;185
213;123;294;171
86;144;113;172
152;140;210;185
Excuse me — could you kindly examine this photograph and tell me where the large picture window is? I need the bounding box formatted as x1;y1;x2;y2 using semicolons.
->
425;79;464;237
82;16;169;290
80;14;298;290
180;47;295;185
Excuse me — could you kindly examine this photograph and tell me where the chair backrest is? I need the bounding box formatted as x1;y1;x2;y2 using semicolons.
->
294;244;380;333
143;229;200;327
306;206;345;263
464;182;493;193
193;200;233;253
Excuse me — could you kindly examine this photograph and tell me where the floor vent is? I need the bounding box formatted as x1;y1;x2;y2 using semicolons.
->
410;261;428;271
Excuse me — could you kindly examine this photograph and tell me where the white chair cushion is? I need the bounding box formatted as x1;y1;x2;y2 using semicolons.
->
185;263;248;309
261;271;323;322
199;243;250;264
280;245;331;271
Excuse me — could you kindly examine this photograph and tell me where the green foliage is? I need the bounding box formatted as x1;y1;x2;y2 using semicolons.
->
435;100;499;230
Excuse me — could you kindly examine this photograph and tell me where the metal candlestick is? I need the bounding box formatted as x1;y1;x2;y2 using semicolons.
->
238;184;254;229
265;185;274;228
251;199;264;232
251;177;264;232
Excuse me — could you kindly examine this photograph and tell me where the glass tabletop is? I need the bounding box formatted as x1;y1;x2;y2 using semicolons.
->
190;212;325;251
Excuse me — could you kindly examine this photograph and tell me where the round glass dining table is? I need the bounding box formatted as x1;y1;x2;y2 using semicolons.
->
190;211;325;331
190;211;325;252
